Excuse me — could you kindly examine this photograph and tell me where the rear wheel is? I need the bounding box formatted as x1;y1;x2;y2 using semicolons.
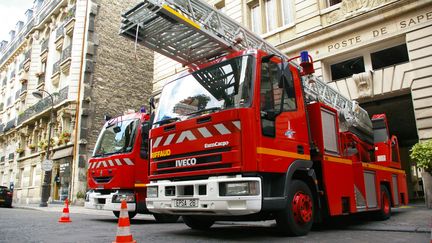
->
375;185;391;220
182;216;215;230
276;180;314;236
113;211;137;219
153;214;180;223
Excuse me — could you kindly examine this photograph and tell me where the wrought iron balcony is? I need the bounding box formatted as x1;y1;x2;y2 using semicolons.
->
56;24;64;39
4;119;16;133
17;86;69;125
41;39;49;53
61;45;72;62
53;60;60;74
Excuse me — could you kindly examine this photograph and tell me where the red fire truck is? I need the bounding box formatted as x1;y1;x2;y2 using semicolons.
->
85;111;178;222
120;0;408;235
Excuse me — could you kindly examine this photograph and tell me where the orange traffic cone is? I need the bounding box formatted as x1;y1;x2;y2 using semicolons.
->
58;198;72;223
113;200;136;243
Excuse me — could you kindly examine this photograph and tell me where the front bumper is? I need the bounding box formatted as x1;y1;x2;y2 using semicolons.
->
84;191;136;212
146;175;262;216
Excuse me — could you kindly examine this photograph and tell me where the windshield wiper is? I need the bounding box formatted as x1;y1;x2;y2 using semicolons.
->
153;117;181;126
186;107;221;117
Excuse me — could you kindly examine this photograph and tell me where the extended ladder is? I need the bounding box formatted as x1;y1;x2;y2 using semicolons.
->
120;0;372;139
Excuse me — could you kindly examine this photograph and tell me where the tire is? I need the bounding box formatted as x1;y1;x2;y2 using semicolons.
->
153;214;180;223
276;180;314;236
375;185;391;220
113;211;137;219
182;216;215;230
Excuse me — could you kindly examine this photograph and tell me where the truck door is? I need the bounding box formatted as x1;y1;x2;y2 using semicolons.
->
258;58;310;172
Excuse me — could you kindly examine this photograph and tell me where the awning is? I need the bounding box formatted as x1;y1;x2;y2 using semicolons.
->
52;147;74;160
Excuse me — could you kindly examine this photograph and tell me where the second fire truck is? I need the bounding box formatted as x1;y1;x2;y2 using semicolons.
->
120;0;408;235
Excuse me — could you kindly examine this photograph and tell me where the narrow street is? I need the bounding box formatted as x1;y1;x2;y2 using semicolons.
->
0;204;429;242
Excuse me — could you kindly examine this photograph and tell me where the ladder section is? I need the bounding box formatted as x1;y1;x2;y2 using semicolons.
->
120;0;373;139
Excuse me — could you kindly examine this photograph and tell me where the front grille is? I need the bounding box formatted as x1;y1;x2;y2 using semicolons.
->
155;163;231;175
94;176;112;184
157;154;222;169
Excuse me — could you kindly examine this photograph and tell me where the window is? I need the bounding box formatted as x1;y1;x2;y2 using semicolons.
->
265;0;277;32
371;44;409;70
250;4;261;34
281;0;294;25
29;165;36;186
260;60;296;136
327;0;342;7
330;56;365;81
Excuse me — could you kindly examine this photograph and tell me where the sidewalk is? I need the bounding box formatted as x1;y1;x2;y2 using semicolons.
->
218;203;431;233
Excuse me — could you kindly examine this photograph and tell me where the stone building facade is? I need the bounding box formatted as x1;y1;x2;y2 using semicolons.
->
0;0;153;204
152;0;432;198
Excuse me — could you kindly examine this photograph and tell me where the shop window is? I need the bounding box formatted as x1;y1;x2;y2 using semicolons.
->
265;0;277;32
327;0;342;7
281;0;294;25
330;56;365;81
250;4;261;34
371;44;409;70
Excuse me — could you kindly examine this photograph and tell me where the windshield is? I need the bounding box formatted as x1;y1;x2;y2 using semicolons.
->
93;119;139;157
155;55;254;123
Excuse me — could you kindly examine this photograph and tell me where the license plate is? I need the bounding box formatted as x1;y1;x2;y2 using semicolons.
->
173;199;198;208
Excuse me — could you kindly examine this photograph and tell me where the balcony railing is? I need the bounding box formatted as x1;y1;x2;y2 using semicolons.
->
41;39;49;53
56;24;64;39
53;60;60;74
61;45;72;62
17;86;69;125
4;119;16;133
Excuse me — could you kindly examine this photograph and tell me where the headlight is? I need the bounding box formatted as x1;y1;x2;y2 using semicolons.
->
219;181;260;196
112;193;135;203
147;186;158;198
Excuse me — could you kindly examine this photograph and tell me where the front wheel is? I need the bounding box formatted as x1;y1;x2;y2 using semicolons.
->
153;214;180;223
276;180;314;236
113;210;137;219
182;216;215;230
375;185;391;220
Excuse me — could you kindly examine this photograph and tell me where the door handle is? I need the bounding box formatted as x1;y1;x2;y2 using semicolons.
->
297;145;304;154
